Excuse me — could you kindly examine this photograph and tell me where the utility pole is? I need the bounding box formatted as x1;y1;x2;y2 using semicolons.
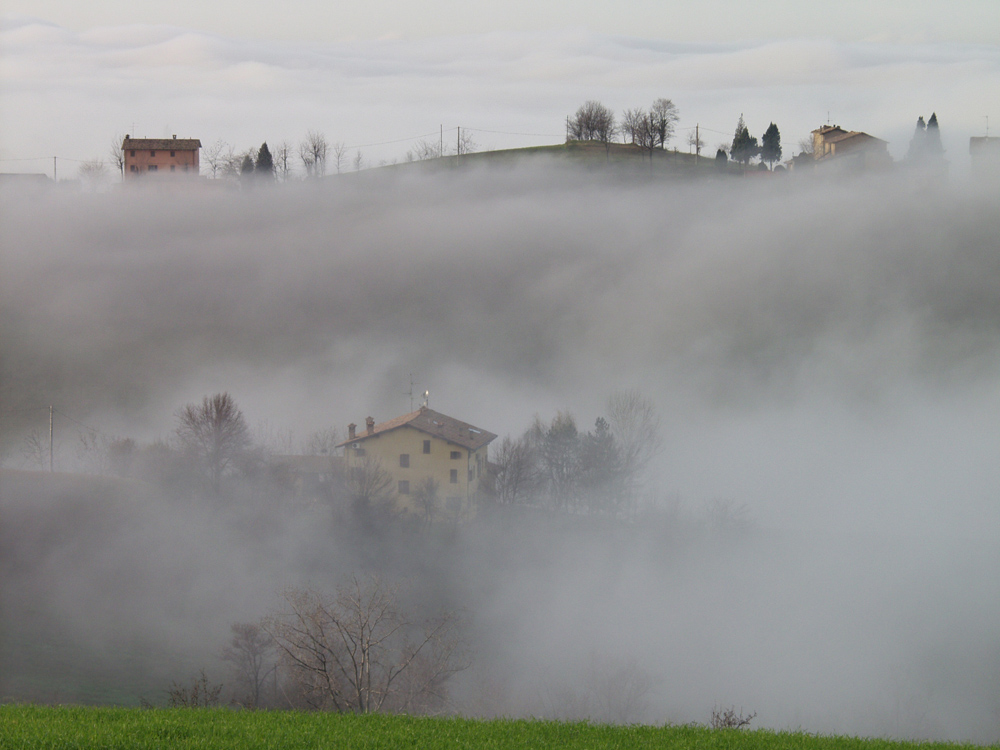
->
440;125;443;158
49;405;54;472
696;124;700;163
457;127;461;157
53;156;57;183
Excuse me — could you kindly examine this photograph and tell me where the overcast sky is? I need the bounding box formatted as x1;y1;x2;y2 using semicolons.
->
1;2;998;177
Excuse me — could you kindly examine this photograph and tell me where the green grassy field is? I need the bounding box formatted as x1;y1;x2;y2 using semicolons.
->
0;706;995;750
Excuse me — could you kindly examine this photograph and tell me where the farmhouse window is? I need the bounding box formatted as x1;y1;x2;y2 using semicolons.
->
450;469;458;484
400;454;410;468
450;451;461;459
423;440;431;454
355;447;366;457
150;151;155;156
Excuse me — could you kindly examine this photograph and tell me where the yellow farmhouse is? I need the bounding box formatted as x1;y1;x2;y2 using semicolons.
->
337;406;497;518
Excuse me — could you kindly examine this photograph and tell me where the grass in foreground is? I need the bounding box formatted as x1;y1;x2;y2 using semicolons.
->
1;706;997;750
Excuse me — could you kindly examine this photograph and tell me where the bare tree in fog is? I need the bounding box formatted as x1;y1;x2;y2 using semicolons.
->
78;160;109;192
175;392;252;493
331;142;348;174
620;108;642;145
108;135;125;179
300;131;328;178
413;476;440;526
606;389;661;505
18;429;48;469
566;101;617;158
346;454;396;528
222;622;276;709
273;141;293;182
353;150;364;172
303;427;340;456
264;575;467;713
649;98;679;149
202;139;228;179
166;669;223;707
491;434;534;505
710;705;757;729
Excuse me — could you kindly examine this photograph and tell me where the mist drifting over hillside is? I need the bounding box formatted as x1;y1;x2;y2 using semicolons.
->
2;163;999;741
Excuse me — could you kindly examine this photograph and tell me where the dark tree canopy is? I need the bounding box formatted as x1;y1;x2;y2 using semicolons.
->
907;113;944;162
255;142;274;179
240;153;255;178
730;115;759;166
760;122;782;168
925;113;944;155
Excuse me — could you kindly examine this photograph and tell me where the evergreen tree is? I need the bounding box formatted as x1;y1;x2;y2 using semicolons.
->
906;116;927;160
730;115;759;166
760;122;782;169
240;153;255;179
925;113;944;155
255;142;274;180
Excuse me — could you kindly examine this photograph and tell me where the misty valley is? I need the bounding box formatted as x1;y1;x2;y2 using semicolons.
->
2;165;999;743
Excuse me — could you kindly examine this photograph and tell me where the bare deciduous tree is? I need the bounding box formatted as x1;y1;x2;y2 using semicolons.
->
650;98;679;149
109;136;126;179
492;434;535;505
264;575;467;713
203;139;228;179
222;622;276;709
331;141;348;174
19;429;48;469
566;101;617;154
175;392;252;493
413;476;440;525
167;669;223;707
454;130;476;157
353;150;364;172
273;141;293;182
300;131;328;177
78;159;109;191
710;705;757;729
303;428;340;456
407;139;441;162
345;454;395;528
606;389;661;505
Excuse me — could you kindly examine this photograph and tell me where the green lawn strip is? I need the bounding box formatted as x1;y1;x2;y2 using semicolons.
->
0;706;994;750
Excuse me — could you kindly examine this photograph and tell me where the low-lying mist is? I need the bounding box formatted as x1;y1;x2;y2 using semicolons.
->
2;162;999;741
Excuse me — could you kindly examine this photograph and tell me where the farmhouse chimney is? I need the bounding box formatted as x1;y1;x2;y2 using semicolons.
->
348;423;356;440
365;416;375;435
172;134;177;139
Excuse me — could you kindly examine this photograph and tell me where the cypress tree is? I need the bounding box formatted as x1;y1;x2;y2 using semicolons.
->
760;122;782;169
255;142;274;180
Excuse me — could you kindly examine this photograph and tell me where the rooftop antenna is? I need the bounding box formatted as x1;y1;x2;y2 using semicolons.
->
405;373;415;411
422;390;430;409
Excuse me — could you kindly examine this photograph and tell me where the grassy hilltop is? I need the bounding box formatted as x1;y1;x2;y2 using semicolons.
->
0;706;996;750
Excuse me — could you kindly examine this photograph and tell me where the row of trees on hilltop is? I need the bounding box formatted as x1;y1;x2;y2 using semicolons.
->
565;99;680;160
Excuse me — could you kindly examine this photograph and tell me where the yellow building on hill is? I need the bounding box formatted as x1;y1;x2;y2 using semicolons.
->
337;406;497;519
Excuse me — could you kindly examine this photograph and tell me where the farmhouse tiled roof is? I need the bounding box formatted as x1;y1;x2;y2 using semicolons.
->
122;137;202;150
337;407;497;451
